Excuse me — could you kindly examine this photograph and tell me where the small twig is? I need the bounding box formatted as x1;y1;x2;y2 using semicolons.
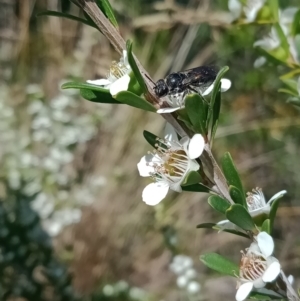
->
281;271;300;301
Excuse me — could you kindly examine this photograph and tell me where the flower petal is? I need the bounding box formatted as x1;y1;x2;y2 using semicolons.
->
267;190;287;205
220;78;232;92
202;83;214;96
87;79;111;86
235;282;253;301
142;182;169;206
157;107;181;113
137;154;155;177
109;74;130;96
257;232;274;257
188;134;205;159
164;123;178;142
228;0;242;19
262;261;281;282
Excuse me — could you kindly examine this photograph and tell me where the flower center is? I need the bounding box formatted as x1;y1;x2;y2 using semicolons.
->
108;61;128;80
148;139;189;184
239;251;267;282
246;187;266;211
165;93;185;108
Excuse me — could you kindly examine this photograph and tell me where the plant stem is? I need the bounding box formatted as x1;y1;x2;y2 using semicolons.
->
281;271;300;301
76;0;232;203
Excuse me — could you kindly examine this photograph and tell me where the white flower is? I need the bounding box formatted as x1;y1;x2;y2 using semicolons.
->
217;188;286;230
236;232;281;301
228;0;265;22
254;27;281;51
243;0;266;22
137;124;204;205
246;188;286;217
87;50;131;96
157;78;231;113
187;281;201;294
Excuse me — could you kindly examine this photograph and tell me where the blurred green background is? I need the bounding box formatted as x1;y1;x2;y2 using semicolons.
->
0;0;299;300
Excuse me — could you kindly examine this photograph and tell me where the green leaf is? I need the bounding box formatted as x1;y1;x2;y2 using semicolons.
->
255;47;286;66
196;222;249;238
287;97;300;106
249;290;283;300
278;88;298;97
185;94;208;135
126;40;148;94
182;184;210;193
182;171;201;186
261;219;271;234
269;199;280;232
62;81;108;92
95;0;118;27
200;253;239;277
226;204;255;231
274;23;290;58
229;185;247;208
207;66;229;128
292;9;300;36
267;0;279;21
115;91;156;112
207;195;230;214
210;89;221;143
196;222;216;229
143;130;159;148
80;89;120;104
36;11;97;29
221;152;246;204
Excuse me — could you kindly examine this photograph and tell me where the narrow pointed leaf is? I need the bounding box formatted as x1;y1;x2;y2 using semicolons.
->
196;223;216;229
255;47;285;65
185;94;208;135
181;171;201;186
95;0;118;27
208;195;230;214
200;253;239;277
274;23;289;55
267;0;279;21
217;228;250;239
115;91;156;112
210;89;221;143
261;219;271;234
80;89;120;104
221;152;246;204
143;130;159;148
292;9;300;36
182;184;210;193
36;11;97;29
226;204;255;231
249;289;283;300
207;66;229;127
287;97;300;106
269;198;280;232
62;81;109;91
126;40;148;93
229;185;247;208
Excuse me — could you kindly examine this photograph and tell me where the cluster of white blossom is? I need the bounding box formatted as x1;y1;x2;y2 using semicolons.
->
102;281;149;301
228;1;300;67
169;255;201;296
0;82;105;236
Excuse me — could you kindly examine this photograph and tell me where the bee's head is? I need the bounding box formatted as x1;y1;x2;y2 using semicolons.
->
154;79;169;97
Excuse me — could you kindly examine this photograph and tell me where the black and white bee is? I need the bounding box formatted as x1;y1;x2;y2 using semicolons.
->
153;65;219;99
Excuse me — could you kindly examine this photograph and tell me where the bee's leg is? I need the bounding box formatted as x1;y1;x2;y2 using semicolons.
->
188;85;209;104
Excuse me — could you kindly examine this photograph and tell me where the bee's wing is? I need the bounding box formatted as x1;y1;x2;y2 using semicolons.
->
181;65;219;86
